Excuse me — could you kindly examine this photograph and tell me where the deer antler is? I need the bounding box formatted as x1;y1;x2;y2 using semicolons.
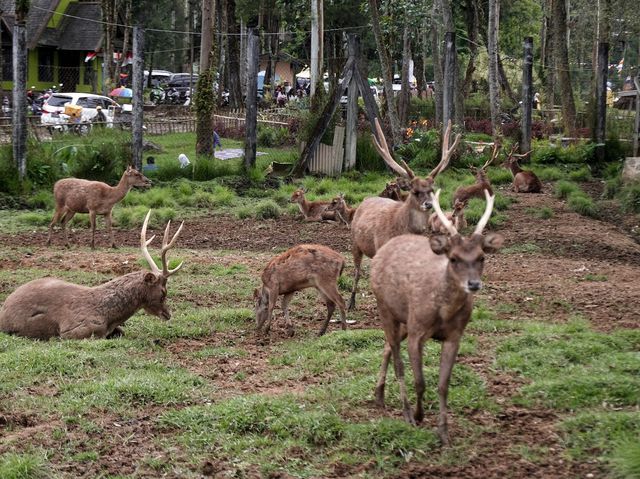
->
372;118;414;179
429;120;462;179
482;141;502;170
140;210;184;278
430;189;458;237
473;189;496;235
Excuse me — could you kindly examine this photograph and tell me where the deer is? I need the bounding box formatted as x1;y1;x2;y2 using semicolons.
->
290;188;336;221
428;199;468;235
326;193;357;226
348;118;461;310
379;179;409;202
0;210;184;340
254;244;348;337
47;165;152;249
452;142;498;205
501;144;542;193
370;189;503;445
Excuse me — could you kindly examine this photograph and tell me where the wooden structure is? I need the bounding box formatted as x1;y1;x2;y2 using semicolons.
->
300;126;345;176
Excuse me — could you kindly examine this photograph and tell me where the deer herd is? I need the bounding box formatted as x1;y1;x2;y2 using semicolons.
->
0;121;543;445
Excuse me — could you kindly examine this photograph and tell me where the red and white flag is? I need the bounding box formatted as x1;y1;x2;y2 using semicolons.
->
122;52;133;66
84;51;97;62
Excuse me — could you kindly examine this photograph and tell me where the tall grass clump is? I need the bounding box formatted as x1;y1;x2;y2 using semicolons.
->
618;181;640;214
554;180;580;199
356;135;386;171
0;452;49;479
255;200;281;219
610;439;640;479
567;192;598;218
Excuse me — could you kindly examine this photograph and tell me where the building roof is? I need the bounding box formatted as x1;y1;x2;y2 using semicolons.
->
0;0;59;49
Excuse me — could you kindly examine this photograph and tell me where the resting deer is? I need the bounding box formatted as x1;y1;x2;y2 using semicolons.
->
379;179;409;202
0;211;184;340
47;165;151;249
429;199;468;235
371;189;503;445
502;144;541;193
452;143;498;205
348;119;461;309
326;193;357;226
254;244;348;337
290;188;336;221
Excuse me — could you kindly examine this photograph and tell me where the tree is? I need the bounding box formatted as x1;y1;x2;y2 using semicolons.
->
13;0;29;182
488;0;500;136
195;0;217;156
551;0;576;134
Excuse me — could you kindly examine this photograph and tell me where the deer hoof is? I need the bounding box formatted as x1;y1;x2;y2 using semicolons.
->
437;426;450;446
107;327;124;339
374;387;385;407
403;410;417;427
414;409;424;424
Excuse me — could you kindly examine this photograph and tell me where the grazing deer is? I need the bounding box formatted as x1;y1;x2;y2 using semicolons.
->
348;119;461;310
47;166;151;249
290;188;336;221
326;193;357;226
428;199;468;235
502;144;542;193
0;211;184;340
254;244;347;337
371;189;503;445
452;143;498;205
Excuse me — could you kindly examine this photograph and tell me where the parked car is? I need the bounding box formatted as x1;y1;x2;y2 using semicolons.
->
164;75;198;105
144;70;173;87
41;93;120;126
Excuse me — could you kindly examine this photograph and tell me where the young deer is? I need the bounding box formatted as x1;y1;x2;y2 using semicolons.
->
254;244;348;337
371;189;503;445
379;180;409;202
326;193;357;226
290;188;336;221
0;210;184;340
348;119;461;310
428;199;468;235
47;165;151;249
452;143;498;205
502;144;542;193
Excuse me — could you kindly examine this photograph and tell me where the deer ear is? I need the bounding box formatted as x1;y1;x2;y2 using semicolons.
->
144;272;158;283
429;235;450;255
482;233;504;253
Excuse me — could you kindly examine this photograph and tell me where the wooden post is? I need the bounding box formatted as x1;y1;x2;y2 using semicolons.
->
595;41;608;162
310;0;323;99
132;25;145;171
634;75;640;157
12;20;27;181
244;28;259;170
521;37;533;157
442;32;455;143
344;35;359;171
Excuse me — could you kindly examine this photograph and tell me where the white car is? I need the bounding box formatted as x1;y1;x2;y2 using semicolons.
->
41;93;120;126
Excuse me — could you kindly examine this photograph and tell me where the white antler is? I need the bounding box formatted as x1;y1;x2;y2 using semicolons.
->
473;189;495;235
140;210;184;277
430;120;462;179
372;118;414;179
430;189;458;237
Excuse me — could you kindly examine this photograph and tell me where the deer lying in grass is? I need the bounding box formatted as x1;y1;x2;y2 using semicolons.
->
47;165;151;249
379;179;409;202
428;199;468;235
0;211;184;340
326;193;357;226
254;244;347;337
290;188;335;221
502;144;541;193
371;189;503;445
452;143;498;205
348;119;461;309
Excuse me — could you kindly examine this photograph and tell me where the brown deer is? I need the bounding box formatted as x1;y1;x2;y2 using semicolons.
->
47;166;151;249
428;199;468;235
254;244;348;337
290;188;336;221
379;179;409;202
452;143;498;205
348;119;461;309
326;193;357;226
0;211;184;340
371;189;503;445
502;144;542;193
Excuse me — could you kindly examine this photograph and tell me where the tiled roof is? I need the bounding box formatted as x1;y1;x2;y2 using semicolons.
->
0;0;59;49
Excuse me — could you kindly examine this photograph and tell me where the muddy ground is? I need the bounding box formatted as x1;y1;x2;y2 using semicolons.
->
1;186;639;478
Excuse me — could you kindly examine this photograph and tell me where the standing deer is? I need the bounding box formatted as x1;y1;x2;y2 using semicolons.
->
254;244;348;337
290;188;336;221
428;199;468;235
326;193;357;226
0;211;184;340
348;119;461;309
502;144;542;193
452;143;498;205
47;166;151;249
371;189;503;445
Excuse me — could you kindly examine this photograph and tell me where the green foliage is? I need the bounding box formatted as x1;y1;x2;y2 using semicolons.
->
25;191;54;210
531;141;596;165
397;129;439;169
610;439;640;479
567;192;598;218
568;166;592;182
355;135;387;171
114;206;176;228
618;181;640;214
526;206;553;219
554;180;580;199
255;200;281;219
0;452;49;479
257;125;290;147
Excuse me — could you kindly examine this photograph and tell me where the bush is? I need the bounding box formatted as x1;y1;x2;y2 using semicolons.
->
255;200;281;219
618;182;640;214
25;190;54;210
555;180;580;199
568;166;592;182
257;125;291;148
356;135;386;171
567;192;598;218
235;206;253;219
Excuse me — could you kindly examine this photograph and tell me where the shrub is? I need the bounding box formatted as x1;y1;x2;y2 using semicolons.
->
255;200;281;219
356;135;386;171
568;166;592;182
618;182;640;214
567;192;598;218
235;206;253;219
25;190;54;210
555;180;580;199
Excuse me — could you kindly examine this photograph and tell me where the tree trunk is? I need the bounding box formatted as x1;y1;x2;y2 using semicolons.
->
462;0;479;98
310;0;323;100
131;25;144;171
488;0;500;136
115;0;132;83
552;0;576;134
101;0;116;95
227;0;242;107
540;0;555;111
244;28;260;169
195;0;217;156
219;0;229;103
497;53;517;104
431;1;443;124
12;18;27;181
398;18;411;126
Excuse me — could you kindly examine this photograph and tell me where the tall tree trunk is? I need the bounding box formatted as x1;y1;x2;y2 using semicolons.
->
115;0;132;84
310;0;323;100
131;25;145;171
369;0;401;144
552;0;576;134
195;0;217;156
431;1;443;124
398;18;411;126
497;54;517;104
488;0;501;136
219;0;229;103
102;0;115;95
227;0;242;107
540;0;555;110
13;2;28;182
462;0;479;97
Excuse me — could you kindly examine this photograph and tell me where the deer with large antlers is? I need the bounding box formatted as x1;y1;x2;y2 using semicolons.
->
501;144;542;193
347;119;461;309
47;166;151;249
452;143;498;205
290;188;336;221
326;193;357;226
0;211;184;340
371;189;503;445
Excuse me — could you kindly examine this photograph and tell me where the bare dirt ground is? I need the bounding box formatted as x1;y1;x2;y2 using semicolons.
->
1;187;639;478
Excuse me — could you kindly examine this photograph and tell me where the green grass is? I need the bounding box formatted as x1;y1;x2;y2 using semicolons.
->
0;452;49;479
555;180;580;199
525;206;554;219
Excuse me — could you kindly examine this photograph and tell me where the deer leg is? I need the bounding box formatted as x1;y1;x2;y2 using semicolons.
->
89;210;97;249
348;247;363;311
437;339;461;446
317;296;334;337
375;324;407;408
281;292;295;337
407;334;426;424
60;211;76;248
47;207;64;246
105;211;116;249
317;282;348;332
264;290;279;334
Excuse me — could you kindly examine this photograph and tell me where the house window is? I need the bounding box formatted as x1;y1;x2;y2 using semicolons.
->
38;48;55;82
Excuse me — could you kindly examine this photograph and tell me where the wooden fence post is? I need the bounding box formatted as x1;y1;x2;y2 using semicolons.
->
132;24;145;171
595;42;608;162
244;28;259;170
12;20;27;181
442;31;455;143
521;37;533;157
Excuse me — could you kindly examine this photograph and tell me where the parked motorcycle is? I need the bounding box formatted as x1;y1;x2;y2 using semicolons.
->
150;86;165;105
